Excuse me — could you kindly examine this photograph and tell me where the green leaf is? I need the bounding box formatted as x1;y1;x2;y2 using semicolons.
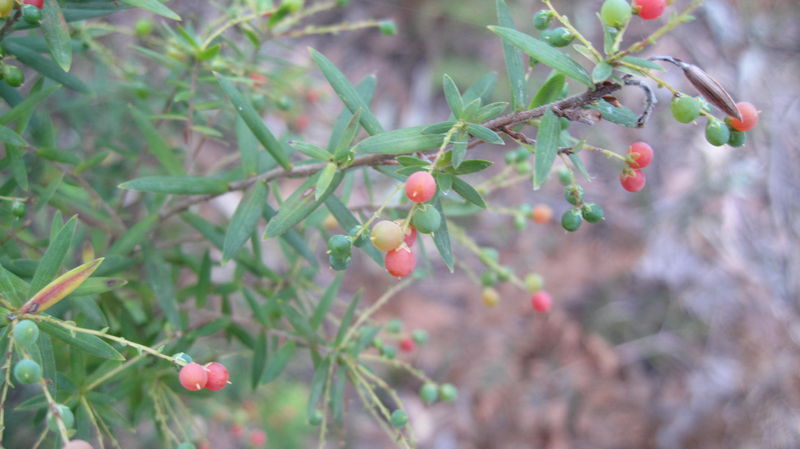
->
396;156;429;166
462;72;497;105
196;250;211;307
422;121;457;135
431;198;454;272
41;0;72;71
466;123;504;144
121;0;180;20
1;41;89;93
533;109;561;189
474;102;508;122
21;258;105;313
262;340;295;383
354;125;445;155
568;148;592;181
68;277;127;298
309;48;384;136
488;26;593;87
496;0;527;109
144;246;181;330
530;73;566;108
119;176;228;195
315;163;338;201
333;109;361;163
242;289;269;327
130;107;182;175
284;306;317;343
6;145;28;189
450;129;469;169
311;273;343;330
290;141;331;161
324;196;382;265
223;182;267;262
236;116;260;177
252;332;267;389
37;321;124;361
334;293;361;346
307;356;331;416
0;126;26;147
262;205;317;266
264;171;343;238
215;73;292;170
592;61;613;83
327;75;375;152
0;85;60;126
28;216;77;297
330;364;346;420
107;214;158;256
451;177;487;208
453;159;493;175
620;56;664;71
442;74;464;117
585;99;639;127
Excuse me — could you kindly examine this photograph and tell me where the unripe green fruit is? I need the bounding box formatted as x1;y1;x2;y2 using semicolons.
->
564;185;584;206
411;329;428;344
276;96;293;111
541;27;575;47
601;0;632;28
514;214;526;230
14;359;42;384
172;352;193;364
533;10;554;30
504;150;518;165
380;345;397;359
705;118;730;146
515;161;532;174
327;234;352;258
4;65;24;87
671;96;701;123
390;409;408;427
348;225;369;247
177;443;197;449
561;209;582;232
22;4;42;24
10;200;26;218
328;254;351;271
497;266;513;282
47;404;75;431
580;203;605;223
524;273;544;293
480;271;498;288
439;384;458;402
479;248;499;265
13;320;39;347
727;129;746;147
557;167;573;186
420;382;439;404
135;19;154;36
411;205;441;234
308;409;324;426
386;318;403;334
379;20;397;36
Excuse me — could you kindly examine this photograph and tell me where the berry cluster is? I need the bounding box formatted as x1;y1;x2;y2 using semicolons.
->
601;0;667;28
672;96;758;147
619;141;653;193
371;319;428;359
556;168;606;232
177;356;231;392
532;9;575;48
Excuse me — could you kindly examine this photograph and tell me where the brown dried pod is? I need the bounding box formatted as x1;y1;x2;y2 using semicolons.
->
649;56;742;121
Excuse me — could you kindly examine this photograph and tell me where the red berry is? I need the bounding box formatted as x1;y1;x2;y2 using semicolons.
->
230;424;244;439
531;204;553;224
403;224;417;247
620;168;646;193
385;247;416;277
179;363;208;391
306;90;320;104
249;73;267;88
204;362;230;391
633;0;665;20
727;102;758;132
627;142;653;169
531;291;552;313
399;337;415;353
24;0;43;8
249;430;267;446
294;115;310;132
405;171;436;203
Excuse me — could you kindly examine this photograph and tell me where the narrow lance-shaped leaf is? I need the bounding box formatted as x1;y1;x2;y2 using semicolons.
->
311;273;343;330
41;0;72;71
223;182;267;262
0;85;60;126
496;0;527;109
354;125;446;155
315;163;338;201
28;216;77;297
119;175;228;195
37;321;125;361
264;171;344;238
431;198;455;272
530;73;565;108
20;258;105;314
121;0;181;20
327;75;376;151
262;340;295;384
307;357;331;417
442;74;464;117
533;109;561;189
215;73;292;170
130;107;182;175
1;41;89;93
488;26;593;88
252;332;267;389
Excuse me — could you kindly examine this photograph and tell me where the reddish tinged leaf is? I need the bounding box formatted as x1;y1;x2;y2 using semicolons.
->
19;258;105;314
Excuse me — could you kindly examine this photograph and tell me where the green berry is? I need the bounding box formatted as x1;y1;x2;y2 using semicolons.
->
504;150;518;165
135;19;154;36
348;225;369;247
514;161;532;175
177;444;197;449
14;359;42;384
671;96;701;123
524;273;544;293
10;200;26;218
514;214;526;230
411;205;441;234
386;318;403;334
557;167;573;186
372;337;383;349
411;329;428;345
533;10;554;30
22;4;42;24
328;254;351;271
420;382;439;404
480;270;498;287
379;20;397;36
541;27;575;47
380;345;396;359
3;65;24;87
439;384;458;402
13;320;39;347
172;352;193;364
561;209;582;232
390;409;408;427
580;203;605;223
47;404;74;431
276;96;293;111
601;0;632;28
327;234;352;258
308;409;324;426
564;185;584;206
728;129;746;147
705;118;730;146
496;266;513;282
479;248;499;265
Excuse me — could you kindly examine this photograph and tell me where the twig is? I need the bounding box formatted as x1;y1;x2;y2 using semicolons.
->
623;76;657;127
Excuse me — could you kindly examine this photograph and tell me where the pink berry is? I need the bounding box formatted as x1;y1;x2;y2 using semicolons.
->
62;441;94;449
385;247;416;277
633;0;665;20
627;141;653;169
24;0;44;8
179;363;208;391
230;424;244;439
403;224;417;247
620;168;646;193
531;291;552;313
399;337;415;352
727;101;758;132
249;430;267;446
204;362;230;391
405;172;436;203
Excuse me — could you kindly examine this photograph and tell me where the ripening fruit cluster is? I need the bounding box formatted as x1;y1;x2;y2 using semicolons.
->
619;141;653;193
532;9;575;47
558;173;606;232
601;0;667;28
419;382;458;405
178;358;230;392
672;96;757;147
